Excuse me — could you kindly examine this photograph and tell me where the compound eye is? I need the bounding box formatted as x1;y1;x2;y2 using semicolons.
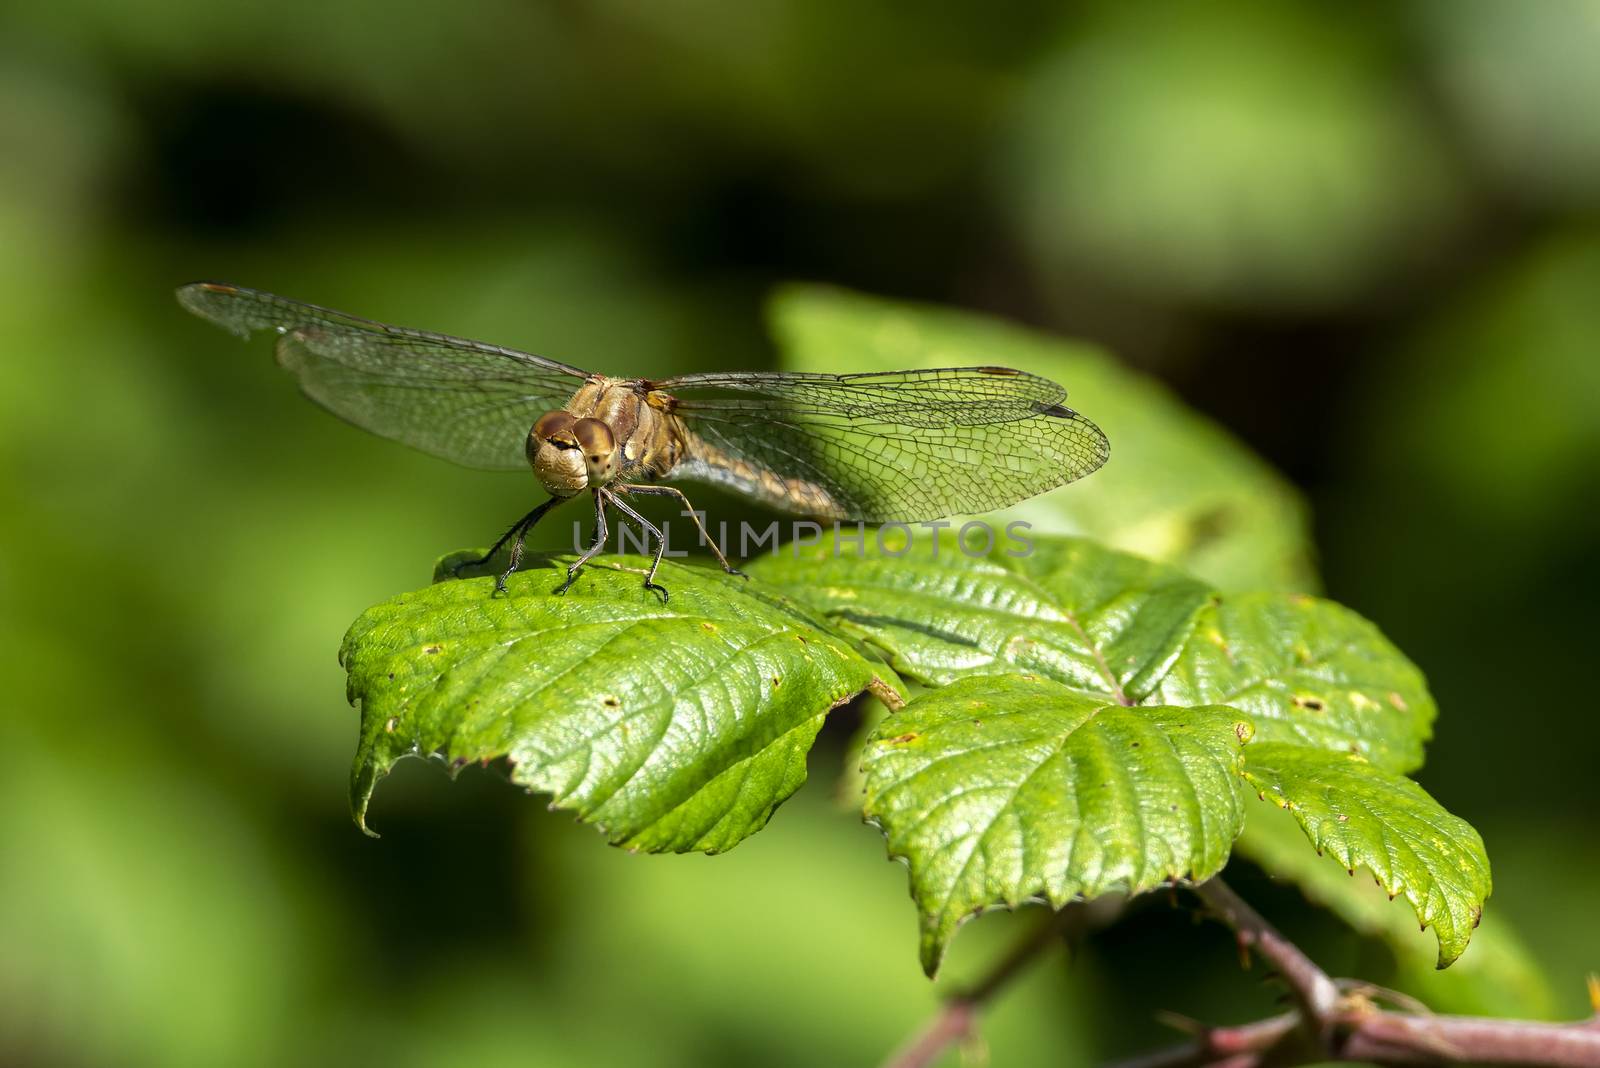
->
572;418;616;463
533;410;575;442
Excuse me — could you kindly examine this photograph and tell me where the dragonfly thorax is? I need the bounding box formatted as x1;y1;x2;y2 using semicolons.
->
527;410;619;496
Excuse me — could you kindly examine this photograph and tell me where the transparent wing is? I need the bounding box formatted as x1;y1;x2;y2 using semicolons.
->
177;282;591;470
656;367;1110;522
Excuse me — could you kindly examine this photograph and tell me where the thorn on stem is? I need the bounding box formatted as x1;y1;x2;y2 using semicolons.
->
1153;1010;1205;1036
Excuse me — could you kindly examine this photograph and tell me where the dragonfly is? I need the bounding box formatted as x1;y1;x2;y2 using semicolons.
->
178;282;1110;600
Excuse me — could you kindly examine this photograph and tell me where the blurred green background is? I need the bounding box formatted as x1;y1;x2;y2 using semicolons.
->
2;1;1598;1065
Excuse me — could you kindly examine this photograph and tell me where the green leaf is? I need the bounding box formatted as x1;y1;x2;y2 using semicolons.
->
1234;806;1552;1017
769;284;1316;592
755;535;1213;698
862;674;1253;974
341;552;899;853
1239;742;1492;967
751;533;1433;771
754;533;1456;967
1148;593;1434;774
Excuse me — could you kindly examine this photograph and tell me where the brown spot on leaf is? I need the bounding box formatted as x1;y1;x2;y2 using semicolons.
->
602;695;620;708
770;674;782;689
1292;695;1326;712
1387;691;1409;711
423;644;442;655
886;732;920;745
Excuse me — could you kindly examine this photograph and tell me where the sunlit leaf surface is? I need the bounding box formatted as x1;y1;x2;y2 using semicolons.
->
343;552;898;852
753;533;1455;968
862;675;1252;973
752;535;1432;770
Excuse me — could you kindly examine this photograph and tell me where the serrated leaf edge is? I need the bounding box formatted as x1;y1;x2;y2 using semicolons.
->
1240;745;1490;967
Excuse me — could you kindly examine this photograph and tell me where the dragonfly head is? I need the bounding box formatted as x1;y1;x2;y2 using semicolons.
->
528;411;618;495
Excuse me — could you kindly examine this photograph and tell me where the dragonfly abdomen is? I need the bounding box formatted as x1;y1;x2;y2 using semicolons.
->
672;431;847;520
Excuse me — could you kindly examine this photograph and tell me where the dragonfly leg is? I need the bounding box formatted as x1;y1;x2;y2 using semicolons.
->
555;489;610;596
617;484;747;578
606;490;670;603
496;497;564;593
449;497;562;592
